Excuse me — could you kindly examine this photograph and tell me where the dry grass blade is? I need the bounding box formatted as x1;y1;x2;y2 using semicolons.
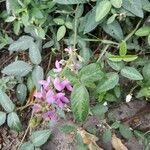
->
77;128;104;150
112;134;128;150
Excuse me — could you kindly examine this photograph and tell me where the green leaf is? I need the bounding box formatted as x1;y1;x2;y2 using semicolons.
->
107;14;116;24
35;27;45;39
148;34;150;45
97;73;119;93
5;16;16;22
111;121;120;129
102;20;123;41
135;26;150;36
110;0;122;8
8;36;34;52
20;142;34;150
108;55;138;62
54;0;88;4
96;0;112;22
142;62;150;81
13;21;21;35
22;12;29;27
32;66;44;90
0;111;6;126
62;68;79;85
79;63;104;85
102;129;112;143
27;75;35;92
114;86;121;98
0;89;15;113
121;66;143;80
30;130;51;147
57;25;66;41
119;41;127;56
107;60;125;71
2;60;32;77
122;55;138;62
91;104;108;118
105;93;117;102
29;41;42;65
84;7;99;34
53;17;65;25
71;84;89;122
119;124;133;139
7;112;22;131
122;0;143;18
137;87;150;98
59;124;76;133
16;83;27;105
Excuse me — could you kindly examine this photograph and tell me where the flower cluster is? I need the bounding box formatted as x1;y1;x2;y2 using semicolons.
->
32;47;82;124
33;76;72;122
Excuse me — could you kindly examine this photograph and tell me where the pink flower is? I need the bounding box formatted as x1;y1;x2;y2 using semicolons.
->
64;47;73;55
62;79;73;91
46;90;56;104
32;104;41;113
53;60;62;73
54;78;73;91
38;77;51;91
56;92;69;108
53;77;65;91
34;88;46;100
42;111;57;121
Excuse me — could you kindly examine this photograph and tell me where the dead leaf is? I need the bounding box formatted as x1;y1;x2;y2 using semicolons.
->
77;128;104;150
112;134;128;150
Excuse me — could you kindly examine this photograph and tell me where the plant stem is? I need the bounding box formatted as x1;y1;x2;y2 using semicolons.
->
124;20;142;42
17;112;33;150
97;44;110;62
83;38;118;45
73;6;78;49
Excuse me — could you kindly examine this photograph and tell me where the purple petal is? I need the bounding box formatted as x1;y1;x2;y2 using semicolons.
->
46;90;56;104
62;80;73;91
54;78;65;91
32;104;41;113
42;111;57;121
34;91;43;98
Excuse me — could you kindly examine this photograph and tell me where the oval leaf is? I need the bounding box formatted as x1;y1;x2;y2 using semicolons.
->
54;0;88;4
20;142;34;150
110;0;122;8
71;84;89;122
29;42;42;65
32;65;44;90
2;60;32;77
97;73;119;93
96;0;112;22
142;62;150;81
121;66;143;80
0;89;15;113
30;129;51;147
0;111;6;126
16;83;27;105
57;25;66;41
135;26;150;36
7;112;22;131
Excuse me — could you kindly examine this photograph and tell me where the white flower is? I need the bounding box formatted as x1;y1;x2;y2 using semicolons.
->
126;94;132;103
103;102;108;106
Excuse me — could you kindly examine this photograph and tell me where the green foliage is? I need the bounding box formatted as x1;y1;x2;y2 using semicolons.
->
7;112;22;131
59;124;77;133
0;111;6;126
121;66;143;80
119;124;133;139
102;128;112;143
30;130;51;147
0;89;15;113
16;83;27;105
2;61;32;77
71;83;89;122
